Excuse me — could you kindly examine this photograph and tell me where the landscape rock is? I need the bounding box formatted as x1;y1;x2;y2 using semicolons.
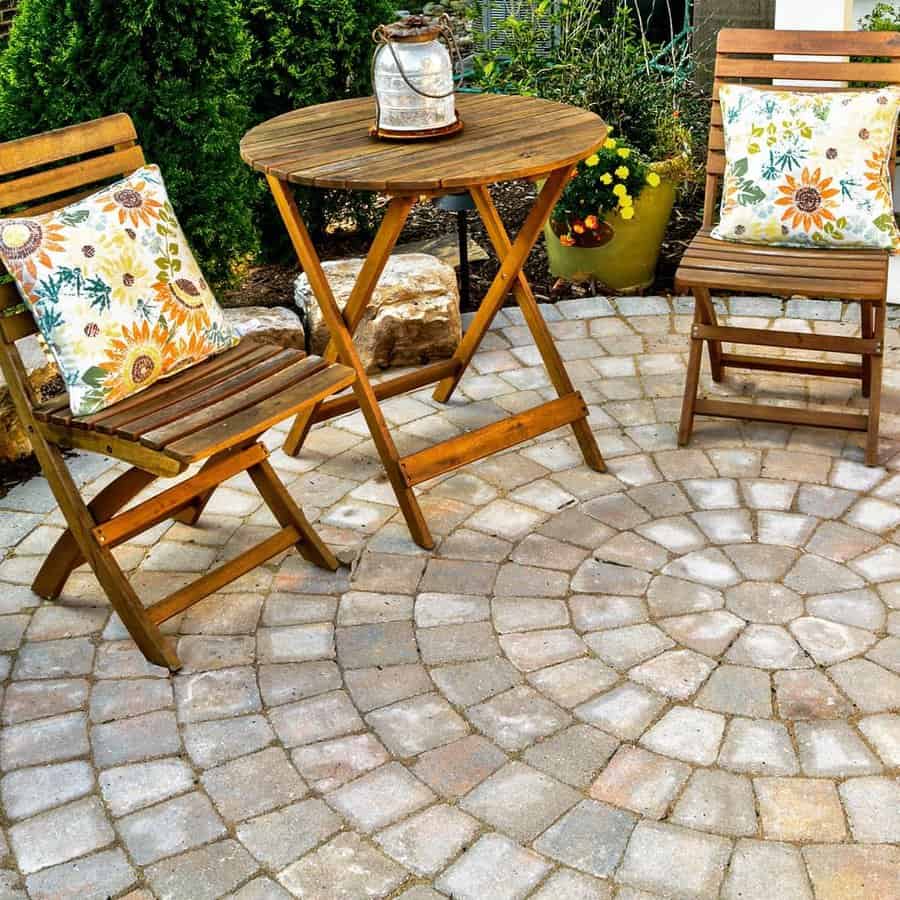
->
223;306;305;351
295;253;461;373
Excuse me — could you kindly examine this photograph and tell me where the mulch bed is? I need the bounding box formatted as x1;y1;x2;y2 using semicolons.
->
223;180;702;313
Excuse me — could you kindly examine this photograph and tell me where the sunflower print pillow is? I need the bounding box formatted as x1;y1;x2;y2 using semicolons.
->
712;85;900;251
0;165;237;415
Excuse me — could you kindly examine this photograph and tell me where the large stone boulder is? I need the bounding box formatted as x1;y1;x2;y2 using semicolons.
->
294;253;462;373
0;335;65;463
223;306;305;351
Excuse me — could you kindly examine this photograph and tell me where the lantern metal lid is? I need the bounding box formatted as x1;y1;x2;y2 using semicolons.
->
370;14;463;141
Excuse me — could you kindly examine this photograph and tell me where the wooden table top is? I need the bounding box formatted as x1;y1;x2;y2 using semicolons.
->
240;93;607;193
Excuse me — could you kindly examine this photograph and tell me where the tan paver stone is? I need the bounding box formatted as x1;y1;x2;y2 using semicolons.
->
828;658;900;712
616;821;732;899
646;575;723;617
572;559;652;596
590;745;690;819
671;769;757;836
774;669;854;720
417;621;500;664
26;848;135;900
576;682;666;740
628;649;716;700
326;762;434;833
726;624;811;669
523;723;618;788
529;869;612;900
660;611;744;657
237;801;340;874
790;617;877;666
278;832;406;900
500;628;586;672
640;706;725;765
434;833;551;900
570;594;648;631
755;778;847;842
839;776;900;842
803;844;900;900
459;760;580;842
722;840;813;900
527;657;619;708
719;717;798;775
467;685;571;751
858;713;900;766
585;624;674;671
412;734;507;799
414;593;489;628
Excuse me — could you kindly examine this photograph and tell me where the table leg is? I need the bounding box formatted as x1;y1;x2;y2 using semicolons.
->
468;181;606;472
433;166;571;405
284;196;415;456
433;166;605;472
267;176;434;549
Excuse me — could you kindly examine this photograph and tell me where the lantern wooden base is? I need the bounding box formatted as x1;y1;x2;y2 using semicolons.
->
369;117;463;141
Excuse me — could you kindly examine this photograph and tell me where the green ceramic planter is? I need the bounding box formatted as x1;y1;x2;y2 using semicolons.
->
544;177;676;293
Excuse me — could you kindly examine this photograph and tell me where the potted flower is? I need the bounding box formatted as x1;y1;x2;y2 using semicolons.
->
544;132;679;292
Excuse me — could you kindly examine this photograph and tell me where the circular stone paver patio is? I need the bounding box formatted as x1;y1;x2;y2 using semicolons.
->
1;296;899;899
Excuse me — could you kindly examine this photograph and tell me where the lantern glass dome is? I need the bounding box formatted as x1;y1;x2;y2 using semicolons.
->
372;16;459;138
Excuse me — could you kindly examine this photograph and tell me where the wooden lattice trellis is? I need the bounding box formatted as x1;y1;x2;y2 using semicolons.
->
0;0;17;39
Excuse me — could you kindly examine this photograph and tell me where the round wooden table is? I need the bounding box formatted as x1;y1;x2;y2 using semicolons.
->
241;93;608;549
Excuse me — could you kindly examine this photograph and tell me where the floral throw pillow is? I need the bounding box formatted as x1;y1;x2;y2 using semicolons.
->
711;85;900;251
0;165;237;415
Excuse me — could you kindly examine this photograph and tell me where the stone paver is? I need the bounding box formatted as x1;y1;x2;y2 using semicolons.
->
3;302;900;896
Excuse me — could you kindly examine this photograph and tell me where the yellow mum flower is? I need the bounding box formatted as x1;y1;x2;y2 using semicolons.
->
620;206;635;220
646;172;661;187
618;194;633;208
612;183;627;197
585;154;600;167
603;138;617;149
599;172;613;185
617;147;631;158
615;165;629;179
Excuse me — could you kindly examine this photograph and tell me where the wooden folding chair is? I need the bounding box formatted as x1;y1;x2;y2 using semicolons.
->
0;115;355;670
677;29;900;465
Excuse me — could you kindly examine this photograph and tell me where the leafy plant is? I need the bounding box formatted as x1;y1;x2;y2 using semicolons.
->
243;0;396;248
0;0;259;284
552;132;664;245
472;0;707;174
859;2;900;33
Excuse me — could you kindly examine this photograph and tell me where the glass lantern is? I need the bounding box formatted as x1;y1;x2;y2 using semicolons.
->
371;15;461;140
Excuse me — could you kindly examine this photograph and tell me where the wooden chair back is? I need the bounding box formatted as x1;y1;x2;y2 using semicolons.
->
704;28;900;227
0;114;145;410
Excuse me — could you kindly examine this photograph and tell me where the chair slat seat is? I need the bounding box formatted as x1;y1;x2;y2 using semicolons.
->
36;338;353;466
676;229;889;301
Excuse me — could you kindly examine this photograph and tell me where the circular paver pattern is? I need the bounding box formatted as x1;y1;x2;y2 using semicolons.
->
1;299;900;899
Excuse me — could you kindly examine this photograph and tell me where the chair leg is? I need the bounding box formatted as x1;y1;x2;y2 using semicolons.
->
679;330;704;446
865;303;886;466
248;458;339;570
861;300;874;399
30;441;179;669
694;287;724;382
33;466;157;600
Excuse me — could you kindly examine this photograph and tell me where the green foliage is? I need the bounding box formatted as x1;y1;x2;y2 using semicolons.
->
0;0;399;280
860;2;900;32
244;0;396;245
472;0;707;176
0;0;260;283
